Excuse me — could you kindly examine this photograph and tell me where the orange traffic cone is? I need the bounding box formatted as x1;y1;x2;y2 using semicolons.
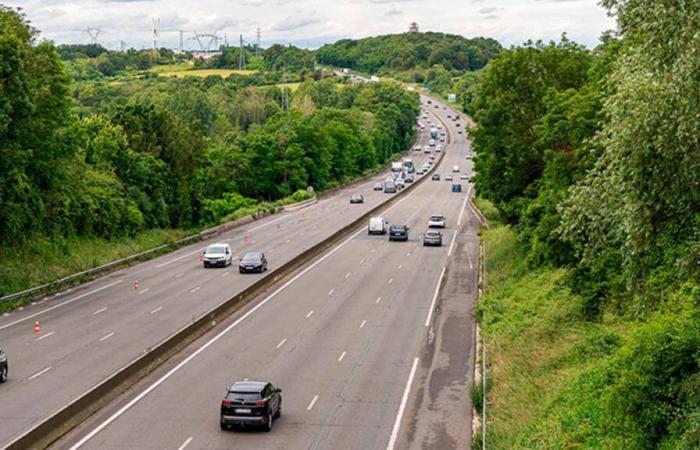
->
34;321;40;335
133;280;140;292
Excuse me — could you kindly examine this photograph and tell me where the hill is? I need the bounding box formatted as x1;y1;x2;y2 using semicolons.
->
316;32;502;73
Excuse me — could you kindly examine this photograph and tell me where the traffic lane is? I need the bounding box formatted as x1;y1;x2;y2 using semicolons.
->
61;139;464;445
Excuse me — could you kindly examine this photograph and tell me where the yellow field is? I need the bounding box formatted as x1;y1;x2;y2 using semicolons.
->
159;69;259;78
274;82;301;91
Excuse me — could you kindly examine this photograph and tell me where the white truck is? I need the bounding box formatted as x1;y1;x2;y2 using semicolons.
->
391;162;403;172
368;217;388;235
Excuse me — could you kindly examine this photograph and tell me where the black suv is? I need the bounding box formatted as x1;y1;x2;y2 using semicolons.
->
0;347;7;383
239;252;268;273
220;381;282;431
389;225;409;241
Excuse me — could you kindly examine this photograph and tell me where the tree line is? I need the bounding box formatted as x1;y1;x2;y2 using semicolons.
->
469;1;699;447
0;7;419;247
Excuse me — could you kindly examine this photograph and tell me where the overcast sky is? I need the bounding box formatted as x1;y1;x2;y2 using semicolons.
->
6;0;616;50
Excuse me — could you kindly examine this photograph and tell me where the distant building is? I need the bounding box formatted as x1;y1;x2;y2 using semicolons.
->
409;22;419;33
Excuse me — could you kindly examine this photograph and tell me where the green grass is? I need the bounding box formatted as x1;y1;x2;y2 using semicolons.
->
0;229;190;299
476;198;612;449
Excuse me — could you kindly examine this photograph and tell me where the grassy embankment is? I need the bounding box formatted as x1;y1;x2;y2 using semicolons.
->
0;190;314;310
148;62;259;78
473;198;633;449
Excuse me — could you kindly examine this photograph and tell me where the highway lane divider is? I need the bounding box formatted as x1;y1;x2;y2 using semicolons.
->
4;107;453;450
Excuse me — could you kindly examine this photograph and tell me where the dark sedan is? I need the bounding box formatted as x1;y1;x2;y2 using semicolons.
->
389;225;409;242
220;381;282;431
0;347;7;383
239;252;268;273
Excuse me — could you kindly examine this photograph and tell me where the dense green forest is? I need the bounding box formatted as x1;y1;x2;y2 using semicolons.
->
0;6;418;295
470;1;700;448
316;32;501;73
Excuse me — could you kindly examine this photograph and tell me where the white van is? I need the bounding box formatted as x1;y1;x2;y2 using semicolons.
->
452;165;460;173
368;217;388;235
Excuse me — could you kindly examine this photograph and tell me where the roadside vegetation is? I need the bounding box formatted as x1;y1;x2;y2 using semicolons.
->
0;7;418;297
471;1;700;448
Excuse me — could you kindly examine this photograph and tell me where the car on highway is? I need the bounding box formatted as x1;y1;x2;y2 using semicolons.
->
0;347;7;383
384;180;397;193
373;182;383;191
413;145;422;152
404;173;414;183
239;252;268;273
220;380;281;431
389;225;409;242
349;193;364;204
203;243;233;268
457;130;463;134
456;123;461;127
423;230;443;247
446;175;454;181
416;168;425;175
428;214;446;228
432;174;440;181
368;216;388;235
424;147;431;154
395;178;405;189
460;174;469;180
440;136;446;142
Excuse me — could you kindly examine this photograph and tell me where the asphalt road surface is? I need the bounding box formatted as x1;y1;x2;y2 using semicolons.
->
53;96;479;450
0;97;452;448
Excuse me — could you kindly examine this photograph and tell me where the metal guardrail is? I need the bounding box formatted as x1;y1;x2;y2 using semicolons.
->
4;116;450;450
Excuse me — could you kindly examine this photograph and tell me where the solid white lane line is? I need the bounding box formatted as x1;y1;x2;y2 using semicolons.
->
388;278;393;284
139;288;150;294
189;287;201;294
307;395;319;411
457;185;472;227
28;366;52;381
177;437;193;450
35;331;55;342
328;289;335;296
286;239;291;244
386;357;420;450
150;306;163;315
221;271;231;277
99;332;116;342
376;296;382;304
360;320;367;329
360;259;366;264
0;280;123;331
276;338;287;349
448;232;458;257
398;264;402;270
247;214;288;233
156;248;205;268
175;272;185;279
425;267;447;327
69;180;426;450
306;310;314;318
371;248;376;254
345;272;351;278
93;307;108;316
466;246;474;270
406;252;411;257
338;351;347;362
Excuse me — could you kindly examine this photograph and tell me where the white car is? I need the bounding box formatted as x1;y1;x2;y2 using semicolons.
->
203;243;233;268
428;214;446;228
460;174;469;180
395;178;405;188
445;175;454;181
452;165;460;173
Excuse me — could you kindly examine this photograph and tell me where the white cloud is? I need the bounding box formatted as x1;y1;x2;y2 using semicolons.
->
4;0;615;50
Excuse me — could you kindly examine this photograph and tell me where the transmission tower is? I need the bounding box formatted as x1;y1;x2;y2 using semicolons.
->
256;27;261;57
179;30;184;52
120;40;128;52
152;18;160;51
85;27;102;44
191;32;220;52
239;34;245;70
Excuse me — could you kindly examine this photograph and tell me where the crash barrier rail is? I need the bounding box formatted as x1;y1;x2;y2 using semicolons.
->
5;101;452;450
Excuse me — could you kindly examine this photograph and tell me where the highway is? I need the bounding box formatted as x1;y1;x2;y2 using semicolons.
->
0;96;453;448
54;96;480;449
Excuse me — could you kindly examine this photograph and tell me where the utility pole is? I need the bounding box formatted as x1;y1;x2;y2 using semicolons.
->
239;34;245;70
256;27;261;57
120;40;127;52
179;30;184;52
283;64;289;111
152;18;160;51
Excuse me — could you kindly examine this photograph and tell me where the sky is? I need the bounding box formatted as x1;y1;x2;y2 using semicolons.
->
5;0;616;50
